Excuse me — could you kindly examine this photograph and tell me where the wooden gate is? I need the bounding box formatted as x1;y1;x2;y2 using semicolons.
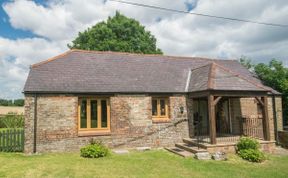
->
0;129;24;152
241;116;264;140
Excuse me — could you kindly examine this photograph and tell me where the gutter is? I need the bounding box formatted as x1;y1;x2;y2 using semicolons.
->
33;94;38;153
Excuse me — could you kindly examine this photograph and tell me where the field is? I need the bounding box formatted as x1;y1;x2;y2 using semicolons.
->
0;150;288;178
0;106;24;115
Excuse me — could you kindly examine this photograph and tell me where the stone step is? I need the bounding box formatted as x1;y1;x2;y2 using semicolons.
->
183;138;207;148
175;143;207;154
195;152;211;160
165;147;194;158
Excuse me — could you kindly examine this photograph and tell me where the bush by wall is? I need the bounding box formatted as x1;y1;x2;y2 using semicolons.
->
236;137;265;163
236;137;260;151
238;149;265;163
80;140;109;158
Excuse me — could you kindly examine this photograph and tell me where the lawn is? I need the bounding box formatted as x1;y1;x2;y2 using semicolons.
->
0;150;288;178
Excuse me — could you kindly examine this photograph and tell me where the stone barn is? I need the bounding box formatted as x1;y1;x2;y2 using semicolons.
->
23;50;283;154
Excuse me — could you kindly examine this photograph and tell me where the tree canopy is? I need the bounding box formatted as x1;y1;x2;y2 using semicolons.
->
68;11;163;54
240;57;288;125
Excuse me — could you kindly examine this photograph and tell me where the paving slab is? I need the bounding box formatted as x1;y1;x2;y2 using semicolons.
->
113;149;129;154
136;147;151;151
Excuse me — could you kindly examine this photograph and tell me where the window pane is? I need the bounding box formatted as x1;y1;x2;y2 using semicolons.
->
101;100;108;128
152;100;158;116
80;100;87;128
160;99;166;116
91;100;98;128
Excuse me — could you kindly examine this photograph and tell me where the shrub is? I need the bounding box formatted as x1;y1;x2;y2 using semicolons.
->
80;140;109;158
236;137;259;151
238;149;265;163
0;113;24;128
236;137;266;163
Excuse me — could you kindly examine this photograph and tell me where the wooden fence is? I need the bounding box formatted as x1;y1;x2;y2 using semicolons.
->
0;129;24;152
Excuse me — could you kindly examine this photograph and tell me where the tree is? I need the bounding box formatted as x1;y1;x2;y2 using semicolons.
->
0;99;24;106
240;58;288;125
239;56;253;70
13;99;24;106
68;11;163;54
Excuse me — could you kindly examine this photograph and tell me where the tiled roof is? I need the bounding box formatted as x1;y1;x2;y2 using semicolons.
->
23;50;277;94
188;64;210;92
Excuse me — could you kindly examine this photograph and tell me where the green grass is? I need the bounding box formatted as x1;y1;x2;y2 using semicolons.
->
0;150;288;178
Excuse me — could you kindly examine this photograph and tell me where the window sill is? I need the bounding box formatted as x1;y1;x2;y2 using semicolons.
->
78;130;111;137
152;118;170;123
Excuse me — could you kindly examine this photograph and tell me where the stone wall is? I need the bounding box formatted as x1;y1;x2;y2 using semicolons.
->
24;94;189;153
25;94;282;154
228;96;283;141
205;141;275;154
24;96;35;154
275;97;283;131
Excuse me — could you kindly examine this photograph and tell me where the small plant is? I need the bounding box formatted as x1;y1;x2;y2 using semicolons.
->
238;149;265;163
236;137;259;151
236;137;265;163
80;140;109;158
0;112;24;128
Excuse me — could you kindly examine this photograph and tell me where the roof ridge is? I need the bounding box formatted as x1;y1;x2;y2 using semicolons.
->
185;70;192;92
213;63;271;91
207;62;216;90
70;49;237;61
30;49;237;69
31;50;72;68
190;63;212;72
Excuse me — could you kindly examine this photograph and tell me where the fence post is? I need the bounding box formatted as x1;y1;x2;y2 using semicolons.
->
0;131;1;151
21;129;24;151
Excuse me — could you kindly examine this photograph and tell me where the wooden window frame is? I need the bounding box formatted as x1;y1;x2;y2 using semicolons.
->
152;97;169;121
78;97;110;135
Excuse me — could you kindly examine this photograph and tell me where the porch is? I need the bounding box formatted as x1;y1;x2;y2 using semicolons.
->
188;90;273;145
166;63;277;156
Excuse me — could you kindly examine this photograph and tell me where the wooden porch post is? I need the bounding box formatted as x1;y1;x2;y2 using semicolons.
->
208;94;216;144
262;96;271;141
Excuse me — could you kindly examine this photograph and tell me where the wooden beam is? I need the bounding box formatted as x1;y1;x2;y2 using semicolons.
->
188;91;210;98
255;97;264;106
210;90;268;97
213;96;222;106
208;95;216;144
262;96;271;141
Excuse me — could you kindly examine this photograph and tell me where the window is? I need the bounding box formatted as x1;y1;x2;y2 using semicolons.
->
152;97;169;121
78;98;110;133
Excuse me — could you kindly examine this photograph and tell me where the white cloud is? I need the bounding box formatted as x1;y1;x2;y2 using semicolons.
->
0;37;66;98
0;0;288;98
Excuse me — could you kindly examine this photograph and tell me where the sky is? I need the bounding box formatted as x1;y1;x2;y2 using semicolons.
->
0;0;288;99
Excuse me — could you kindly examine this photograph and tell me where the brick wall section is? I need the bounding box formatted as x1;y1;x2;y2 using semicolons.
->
24;94;189;153
229;98;242;135
186;98;194;138
275;97;283;131
267;97;275;140
229;97;283;141
206;141;275;154
24;96;35;154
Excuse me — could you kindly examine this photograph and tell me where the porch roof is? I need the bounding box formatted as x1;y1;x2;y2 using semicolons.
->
187;62;273;93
